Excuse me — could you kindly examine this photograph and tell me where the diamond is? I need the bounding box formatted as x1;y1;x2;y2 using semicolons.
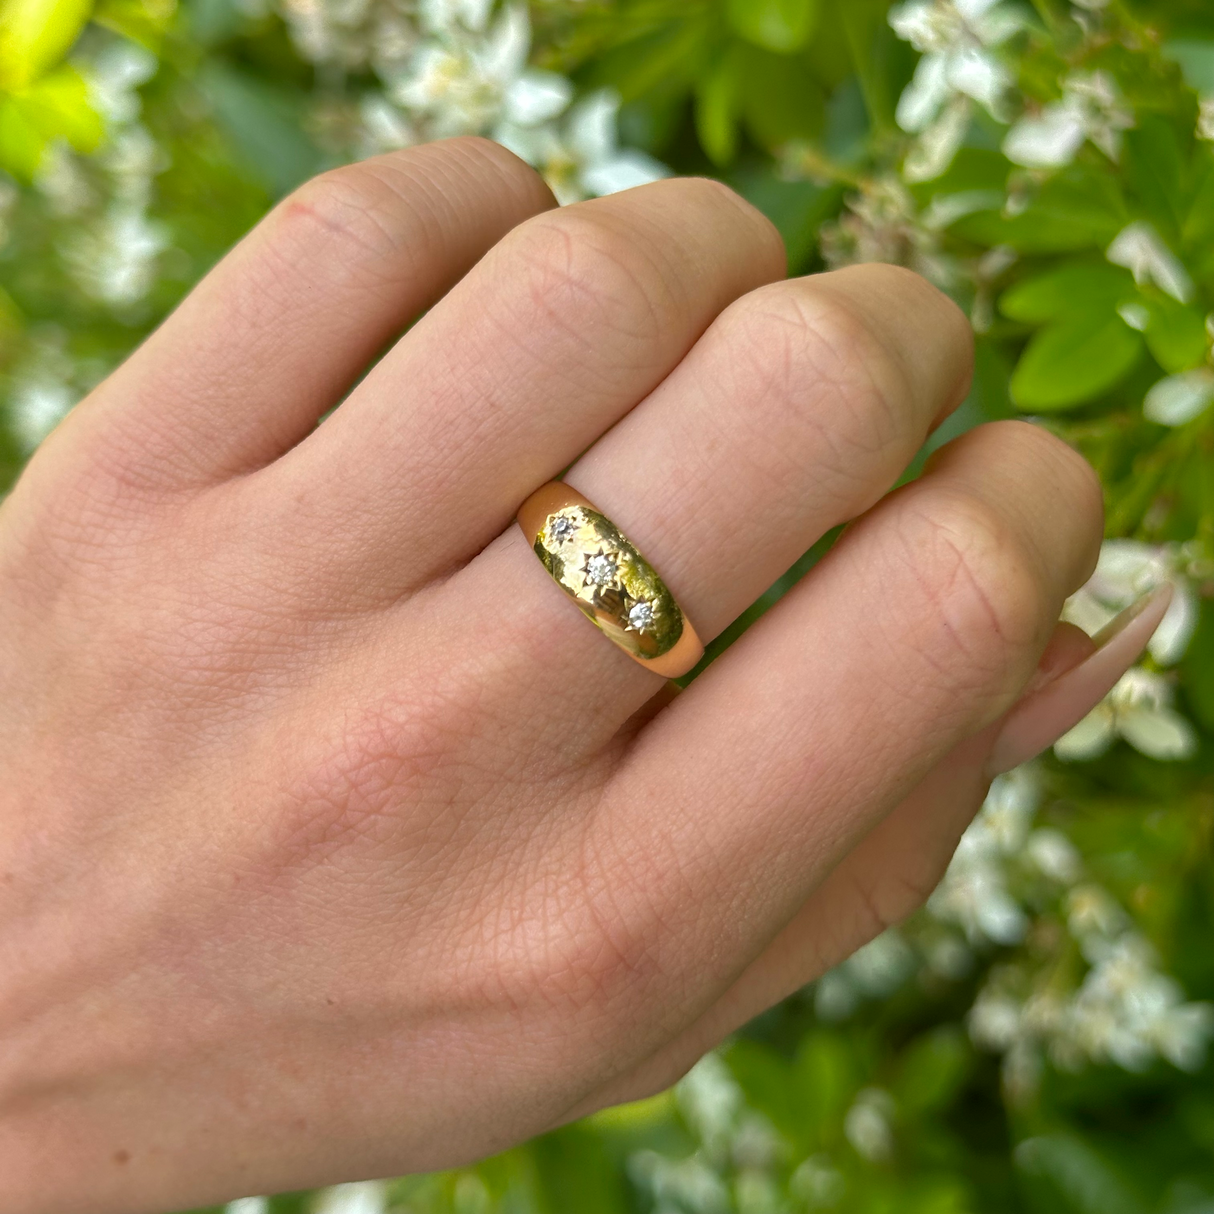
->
548;515;577;545
584;552;618;586
628;600;655;631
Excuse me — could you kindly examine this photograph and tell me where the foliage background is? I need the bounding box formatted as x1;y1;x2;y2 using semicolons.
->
2;0;1214;1210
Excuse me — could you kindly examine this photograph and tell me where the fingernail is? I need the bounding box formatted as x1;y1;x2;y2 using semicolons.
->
984;583;1173;777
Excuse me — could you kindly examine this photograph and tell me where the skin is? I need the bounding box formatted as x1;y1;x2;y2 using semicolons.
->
0;137;1108;1213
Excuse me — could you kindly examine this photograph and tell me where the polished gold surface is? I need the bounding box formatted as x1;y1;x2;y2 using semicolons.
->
534;505;684;660
517;482;704;678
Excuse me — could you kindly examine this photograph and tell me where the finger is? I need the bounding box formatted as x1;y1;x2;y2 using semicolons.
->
253;177;786;599
564;729;998;1116
564;262;972;641
57;138;555;488
575;421;1101;1063
410;263;970;759
569;599;1168;1111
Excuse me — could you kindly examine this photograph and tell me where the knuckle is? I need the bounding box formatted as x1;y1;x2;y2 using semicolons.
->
275;163;417;269
502;208;684;349
433;133;543;185
270;679;473;866
720;280;911;467
902;487;1050;671
1002;419;1103;519
662;174;784;259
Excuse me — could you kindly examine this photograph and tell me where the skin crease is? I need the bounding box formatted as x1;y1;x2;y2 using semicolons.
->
0;136;1118;1214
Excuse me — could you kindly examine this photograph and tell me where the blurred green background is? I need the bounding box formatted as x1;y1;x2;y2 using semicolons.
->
2;0;1213;1210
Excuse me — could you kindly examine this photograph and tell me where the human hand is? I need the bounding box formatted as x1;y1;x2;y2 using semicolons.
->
0;137;1151;1213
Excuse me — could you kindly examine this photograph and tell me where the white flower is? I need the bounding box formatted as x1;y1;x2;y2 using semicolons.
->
903;94;972;182
1026;829;1082;884
279;0;418;72
790;1156;847;1207
1055;667;1197;761
420;0;494;34
1199;97;1214;142
1107;221;1193;302
1064;539;1198;665
498;90;667;204
1003;71;1132;168
819;177;954;286
1145;367;1214;426
889;0;1021;177
969;990;1024;1050
225;1200;269;1214
63;204;169;307
629;1150;730;1214
85;40;158;125
394;4;529;134
843;1088;895;1162
7;332;79;451
889;0;1022;179
928;767;1041;944
313;1181;387;1214
677;1053;743;1150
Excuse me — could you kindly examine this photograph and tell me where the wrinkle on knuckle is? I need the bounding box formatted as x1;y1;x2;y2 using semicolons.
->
271;682;475;867
712;285;912;497
499;812;677;1025
273;165;430;288
505;211;682;355
896;490;1048;684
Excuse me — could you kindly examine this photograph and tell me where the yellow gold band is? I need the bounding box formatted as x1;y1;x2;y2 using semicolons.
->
517;482;704;679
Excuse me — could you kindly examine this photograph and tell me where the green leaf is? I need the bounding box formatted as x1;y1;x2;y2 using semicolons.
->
893;1027;971;1114
725;0;819;54
1015;1134;1146;1214
729;161;833;272
793;1031;857;1146
1123;117;1188;242
1010;311;1143;410
694;53;740;166
955;167;1128;252
15;64;102;150
1144;296;1210;374
198;63;321;197
93;0;176;50
736;43;824;151
1181;598;1214;733
999;263;1135;325
0;90;44;176
0;0;93;89
1163;38;1214;94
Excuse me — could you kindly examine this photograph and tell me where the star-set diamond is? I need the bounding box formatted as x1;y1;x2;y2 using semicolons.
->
583;551;618;586
627;600;656;632
548;514;578;545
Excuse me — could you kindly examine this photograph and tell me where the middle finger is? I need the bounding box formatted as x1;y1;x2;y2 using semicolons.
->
439;262;972;748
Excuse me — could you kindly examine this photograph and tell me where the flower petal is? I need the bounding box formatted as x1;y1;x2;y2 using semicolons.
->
1148;580;1199;665
1118;705;1198;760
896;52;952;132
503;70;572;125
1143;368;1214;427
581;149;668;197
1054;706;1116;761
1003;101;1086;167
1107;222;1193;303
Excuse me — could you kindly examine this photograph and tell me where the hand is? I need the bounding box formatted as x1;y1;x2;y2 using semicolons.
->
0;137;1121;1213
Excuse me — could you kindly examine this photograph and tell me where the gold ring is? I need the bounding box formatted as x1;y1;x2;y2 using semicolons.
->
517;482;704;679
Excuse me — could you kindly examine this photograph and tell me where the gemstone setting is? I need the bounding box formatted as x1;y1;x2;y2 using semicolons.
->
583;551;618;587
627;600;656;632
531;505;683;660
548;514;578;545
